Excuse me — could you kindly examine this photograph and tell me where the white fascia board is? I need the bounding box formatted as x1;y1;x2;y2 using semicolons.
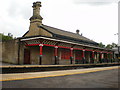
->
20;36;109;50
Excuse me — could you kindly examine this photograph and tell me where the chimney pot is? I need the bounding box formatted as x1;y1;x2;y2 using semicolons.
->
76;29;80;34
30;1;43;23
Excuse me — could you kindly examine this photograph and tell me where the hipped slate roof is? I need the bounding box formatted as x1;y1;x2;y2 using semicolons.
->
39;24;98;46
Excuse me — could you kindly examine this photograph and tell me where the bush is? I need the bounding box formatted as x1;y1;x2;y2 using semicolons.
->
0;33;13;41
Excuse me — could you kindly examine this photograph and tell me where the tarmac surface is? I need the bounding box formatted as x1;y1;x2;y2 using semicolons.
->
1;66;119;88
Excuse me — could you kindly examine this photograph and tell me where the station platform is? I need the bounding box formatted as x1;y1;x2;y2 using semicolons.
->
1;66;119;82
1;62;120;74
1;62;119;67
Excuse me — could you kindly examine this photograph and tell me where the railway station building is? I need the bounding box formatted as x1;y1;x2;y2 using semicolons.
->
1;1;114;65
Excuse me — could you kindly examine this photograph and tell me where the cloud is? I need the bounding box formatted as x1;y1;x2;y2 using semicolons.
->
0;0;31;37
7;0;31;19
0;0;118;44
73;0;119;6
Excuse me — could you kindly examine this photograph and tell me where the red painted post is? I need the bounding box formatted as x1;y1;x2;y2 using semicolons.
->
91;51;94;63
70;48;73;57
100;52;102;63
54;46;58;64
40;46;43;55
39;44;43;65
110;53;111;62
70;48;73;64
82;50;85;58
92;51;94;58
82;50;85;64
101;53;102;59
111;53;113;63
54;46;58;56
106;53;108;63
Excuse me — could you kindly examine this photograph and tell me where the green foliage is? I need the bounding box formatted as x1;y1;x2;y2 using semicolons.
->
98;42;105;48
106;43;117;49
106;44;112;49
111;43;117;48
99;42;117;49
0;33;13;41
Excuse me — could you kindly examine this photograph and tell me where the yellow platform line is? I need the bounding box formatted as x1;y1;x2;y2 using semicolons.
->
1;63;119;68
1;66;119;82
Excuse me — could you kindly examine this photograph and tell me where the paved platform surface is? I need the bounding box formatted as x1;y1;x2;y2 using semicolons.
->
1;62;119;68
1;66;119;81
2;66;119;88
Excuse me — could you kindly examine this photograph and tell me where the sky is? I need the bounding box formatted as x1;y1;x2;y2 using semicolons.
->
0;0;119;45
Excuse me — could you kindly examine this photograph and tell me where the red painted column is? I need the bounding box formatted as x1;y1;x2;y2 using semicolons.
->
111;54;113;59
107;53;108;59
100;52;102;59
100;52;102;63
70;48;73;57
40;46;43;55
54;46;58;64
92;51;94;63
70;48;73;64
92;51;94;58
39;44;43;65
110;53;113;63
108;53;110;63
54;46;58;56
82;50;85;58
103;53;106;63
82;50;85;64
106;53;108;63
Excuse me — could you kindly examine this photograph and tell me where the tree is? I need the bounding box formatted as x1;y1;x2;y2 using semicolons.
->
99;42;118;49
98;42;105;48
106;44;112;49
106;43;117;49
111;43;117;48
0;33;13;41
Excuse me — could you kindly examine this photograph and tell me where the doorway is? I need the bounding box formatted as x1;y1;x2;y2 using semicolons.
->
24;49;30;64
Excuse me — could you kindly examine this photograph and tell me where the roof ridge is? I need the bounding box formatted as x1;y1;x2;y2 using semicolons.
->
42;24;79;35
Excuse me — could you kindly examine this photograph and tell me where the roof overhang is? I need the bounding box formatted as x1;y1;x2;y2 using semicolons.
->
19;36;113;51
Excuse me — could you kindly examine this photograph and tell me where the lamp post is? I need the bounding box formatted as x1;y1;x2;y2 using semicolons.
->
114;33;119;63
118;1;120;63
118;46;120;63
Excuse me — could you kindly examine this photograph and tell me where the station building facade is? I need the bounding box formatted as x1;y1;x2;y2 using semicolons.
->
1;1;113;65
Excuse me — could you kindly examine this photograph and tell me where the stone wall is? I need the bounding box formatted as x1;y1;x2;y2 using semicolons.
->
22;46;55;65
29;46;39;64
0;42;2;62
42;46;54;65
19;43;26;65
2;39;18;64
24;23;53;37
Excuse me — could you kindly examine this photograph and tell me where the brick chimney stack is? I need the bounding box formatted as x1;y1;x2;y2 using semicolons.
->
30;1;43;24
